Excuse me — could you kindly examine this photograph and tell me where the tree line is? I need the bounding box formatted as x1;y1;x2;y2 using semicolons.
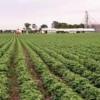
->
23;21;84;33
51;21;84;28
0;21;85;34
24;21;84;31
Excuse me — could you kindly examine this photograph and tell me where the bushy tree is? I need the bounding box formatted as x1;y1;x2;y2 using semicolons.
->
40;24;48;28
24;23;31;34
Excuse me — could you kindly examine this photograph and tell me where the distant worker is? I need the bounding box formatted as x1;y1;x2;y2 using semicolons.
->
15;29;22;34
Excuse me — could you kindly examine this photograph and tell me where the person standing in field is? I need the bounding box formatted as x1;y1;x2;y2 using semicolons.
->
15;29;22;34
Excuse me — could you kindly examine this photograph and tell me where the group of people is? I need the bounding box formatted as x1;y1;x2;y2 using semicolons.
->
14;29;22;34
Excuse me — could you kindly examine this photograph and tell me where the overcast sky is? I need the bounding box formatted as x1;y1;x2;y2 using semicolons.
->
0;0;100;29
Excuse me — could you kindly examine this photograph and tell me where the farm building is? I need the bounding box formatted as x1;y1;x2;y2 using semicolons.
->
41;28;95;33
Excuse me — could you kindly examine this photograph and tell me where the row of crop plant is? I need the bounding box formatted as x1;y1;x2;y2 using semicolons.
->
20;38;83;100
0;38;15;99
34;44;100;88
25;42;100;100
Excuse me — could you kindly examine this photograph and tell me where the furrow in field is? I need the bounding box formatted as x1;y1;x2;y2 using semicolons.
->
22;45;51;100
20;39;83;100
36;45;100;88
41;44;100;75
26;42;100;100
0;37;16;99
8;38;20;100
15;38;44;100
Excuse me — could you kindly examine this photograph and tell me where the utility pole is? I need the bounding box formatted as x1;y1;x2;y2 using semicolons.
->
84;11;89;28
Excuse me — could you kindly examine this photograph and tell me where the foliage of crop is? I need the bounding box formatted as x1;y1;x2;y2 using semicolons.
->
0;33;100;100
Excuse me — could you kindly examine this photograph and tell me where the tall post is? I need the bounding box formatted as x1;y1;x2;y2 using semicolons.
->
84;11;89;28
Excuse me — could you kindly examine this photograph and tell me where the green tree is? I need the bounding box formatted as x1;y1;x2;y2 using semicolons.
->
24;23;31;34
80;23;84;28
52;21;59;28
41;24;48;28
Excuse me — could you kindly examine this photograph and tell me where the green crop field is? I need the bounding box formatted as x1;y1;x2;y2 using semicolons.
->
0;33;100;100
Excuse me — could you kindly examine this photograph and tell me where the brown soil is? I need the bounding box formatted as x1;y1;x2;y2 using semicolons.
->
8;44;20;100
23;46;51;100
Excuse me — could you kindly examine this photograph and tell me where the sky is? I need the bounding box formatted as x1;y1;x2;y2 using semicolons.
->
0;0;100;29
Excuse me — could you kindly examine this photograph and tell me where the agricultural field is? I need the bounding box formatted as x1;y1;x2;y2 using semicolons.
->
0;33;100;100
